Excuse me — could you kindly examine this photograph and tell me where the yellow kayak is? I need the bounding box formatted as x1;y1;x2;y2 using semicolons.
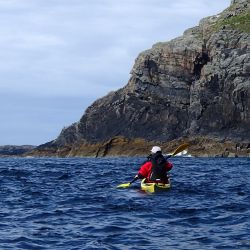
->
141;178;171;193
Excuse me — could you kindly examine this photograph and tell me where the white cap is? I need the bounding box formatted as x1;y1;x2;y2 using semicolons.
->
151;146;161;153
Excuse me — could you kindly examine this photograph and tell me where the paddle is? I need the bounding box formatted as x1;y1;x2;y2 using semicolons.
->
116;175;139;188
117;142;189;188
166;142;189;159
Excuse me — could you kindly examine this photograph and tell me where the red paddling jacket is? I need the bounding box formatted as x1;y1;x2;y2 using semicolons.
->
137;152;173;183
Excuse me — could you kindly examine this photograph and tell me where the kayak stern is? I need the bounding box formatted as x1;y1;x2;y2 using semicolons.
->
141;178;171;193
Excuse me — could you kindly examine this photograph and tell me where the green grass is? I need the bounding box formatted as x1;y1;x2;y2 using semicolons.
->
214;10;250;34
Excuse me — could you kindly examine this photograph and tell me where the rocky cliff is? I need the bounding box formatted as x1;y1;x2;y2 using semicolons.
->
31;0;250;157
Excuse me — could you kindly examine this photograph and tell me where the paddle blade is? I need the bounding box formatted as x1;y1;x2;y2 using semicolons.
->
117;182;131;188
171;143;189;156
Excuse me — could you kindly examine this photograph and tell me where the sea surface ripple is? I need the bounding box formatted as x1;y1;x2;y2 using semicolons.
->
0;157;249;250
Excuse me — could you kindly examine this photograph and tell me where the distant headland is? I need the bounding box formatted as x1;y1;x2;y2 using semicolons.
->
3;0;250;158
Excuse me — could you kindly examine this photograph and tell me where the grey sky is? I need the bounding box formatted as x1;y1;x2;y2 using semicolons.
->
0;0;231;145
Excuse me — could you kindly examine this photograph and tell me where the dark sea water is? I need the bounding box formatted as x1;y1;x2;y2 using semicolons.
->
0;157;249;250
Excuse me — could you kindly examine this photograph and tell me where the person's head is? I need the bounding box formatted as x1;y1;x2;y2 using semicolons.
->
151;146;161;154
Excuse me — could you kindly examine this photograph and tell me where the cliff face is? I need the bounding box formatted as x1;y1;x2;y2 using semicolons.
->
33;0;250;157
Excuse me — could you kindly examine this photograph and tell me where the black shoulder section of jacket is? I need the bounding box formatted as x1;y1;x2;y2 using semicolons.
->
150;152;167;181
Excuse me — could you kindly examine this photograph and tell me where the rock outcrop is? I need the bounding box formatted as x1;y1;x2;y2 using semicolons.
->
0;145;36;157
31;0;250;157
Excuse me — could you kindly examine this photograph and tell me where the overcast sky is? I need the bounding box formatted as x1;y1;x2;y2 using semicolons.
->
0;0;231;145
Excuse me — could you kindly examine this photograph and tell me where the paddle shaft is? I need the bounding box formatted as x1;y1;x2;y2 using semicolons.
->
129;176;139;184
166;154;173;159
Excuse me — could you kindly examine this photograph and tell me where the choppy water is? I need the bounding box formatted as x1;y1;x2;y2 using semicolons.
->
0;157;249;250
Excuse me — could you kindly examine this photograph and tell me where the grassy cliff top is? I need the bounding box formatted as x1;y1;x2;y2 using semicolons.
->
212;0;250;34
214;9;250;34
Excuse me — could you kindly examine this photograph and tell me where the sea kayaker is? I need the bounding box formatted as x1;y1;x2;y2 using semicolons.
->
134;146;173;184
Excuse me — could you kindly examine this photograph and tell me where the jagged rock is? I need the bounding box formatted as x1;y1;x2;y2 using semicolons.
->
189;27;250;138
30;0;250;157
29;135;250;157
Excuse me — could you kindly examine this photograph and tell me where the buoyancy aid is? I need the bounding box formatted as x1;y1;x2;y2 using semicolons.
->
149;152;167;181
